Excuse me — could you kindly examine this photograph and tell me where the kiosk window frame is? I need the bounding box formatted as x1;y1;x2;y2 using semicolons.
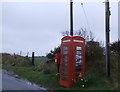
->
75;46;82;72
62;46;69;81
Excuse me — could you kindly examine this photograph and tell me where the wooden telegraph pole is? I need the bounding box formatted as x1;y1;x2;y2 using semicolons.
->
70;0;73;36
105;0;111;77
32;52;35;66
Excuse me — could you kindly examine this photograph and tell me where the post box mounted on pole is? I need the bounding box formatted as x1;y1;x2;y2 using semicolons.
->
55;0;86;87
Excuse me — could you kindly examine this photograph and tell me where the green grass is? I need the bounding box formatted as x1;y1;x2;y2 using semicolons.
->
2;53;119;90
2;63;115;90
29;56;48;65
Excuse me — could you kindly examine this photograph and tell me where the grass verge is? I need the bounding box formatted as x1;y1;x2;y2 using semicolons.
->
1;53;119;90
2;63;115;90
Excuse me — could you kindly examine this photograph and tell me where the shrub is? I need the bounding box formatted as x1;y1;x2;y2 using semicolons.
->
2;53;31;66
35;63;45;71
86;41;104;61
42;68;50;74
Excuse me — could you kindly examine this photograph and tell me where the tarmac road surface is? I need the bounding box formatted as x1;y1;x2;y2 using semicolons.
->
2;69;46;91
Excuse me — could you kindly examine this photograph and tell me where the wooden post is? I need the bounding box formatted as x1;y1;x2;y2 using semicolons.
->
105;0;111;77
20;51;22;56
26;52;29;57
57;64;60;76
32;52;35;66
70;0;73;36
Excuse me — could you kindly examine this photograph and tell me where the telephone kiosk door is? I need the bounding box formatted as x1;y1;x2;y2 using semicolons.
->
75;46;83;78
60;44;70;87
73;37;85;79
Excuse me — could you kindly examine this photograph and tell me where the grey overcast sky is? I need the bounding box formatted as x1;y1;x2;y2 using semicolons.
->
118;1;120;40
1;0;119;56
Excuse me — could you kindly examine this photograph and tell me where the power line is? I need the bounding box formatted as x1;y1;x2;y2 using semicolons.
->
81;3;91;32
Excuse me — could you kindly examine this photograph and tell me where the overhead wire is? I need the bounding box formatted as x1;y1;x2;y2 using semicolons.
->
81;3;91;32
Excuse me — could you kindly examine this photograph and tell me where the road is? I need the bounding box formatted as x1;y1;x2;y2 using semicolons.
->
2;69;46;91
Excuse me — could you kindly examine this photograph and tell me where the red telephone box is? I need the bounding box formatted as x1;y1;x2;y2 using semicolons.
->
59;36;86;87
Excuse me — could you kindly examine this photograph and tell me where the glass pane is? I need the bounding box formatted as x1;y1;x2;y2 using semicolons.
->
64;58;68;62
62;66;68;72
75;46;82;73
62;72;68;76
63;55;68;62
76;63;81;71
76;60;82;63
76;51;82;55
62;62;68;67
63;51;68;54
63;46;68;50
76;55;82;62
62;46;68;81
62;76;68;81
76;46;82;50
62;62;68;81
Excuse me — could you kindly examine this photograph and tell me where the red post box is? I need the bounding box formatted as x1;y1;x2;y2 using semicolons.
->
59;36;86;87
55;53;61;64
55;53;61;76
